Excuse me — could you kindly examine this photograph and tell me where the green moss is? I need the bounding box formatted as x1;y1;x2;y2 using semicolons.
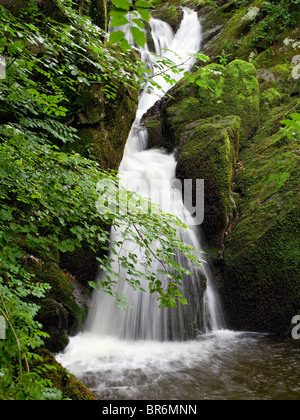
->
143;115;164;150
223;210;300;335
41;263;88;330
203;4;259;59
30;348;95;400
194;60;260;147
176;115;240;247
223;98;300;335
25;259;90;351
260;87;282;123
72;82;138;170
158;60;259;150
152;4;183;32
76;127;123;170
38;298;70;353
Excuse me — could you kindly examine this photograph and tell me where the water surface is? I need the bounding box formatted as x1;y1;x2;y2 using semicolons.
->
57;330;300;400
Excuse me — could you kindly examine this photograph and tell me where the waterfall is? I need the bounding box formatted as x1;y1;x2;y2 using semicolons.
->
54;9;300;403
85;8;225;341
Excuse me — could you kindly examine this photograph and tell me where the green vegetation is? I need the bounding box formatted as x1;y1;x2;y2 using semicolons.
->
0;0;299;400
0;0;207;399
142;0;300;336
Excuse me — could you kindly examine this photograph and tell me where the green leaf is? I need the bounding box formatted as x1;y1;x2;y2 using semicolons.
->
290;113;300;122
111;0;130;11
281;119;300;130
0;209;13;221
88;281;99;290
132;18;145;29
109;30;125;44
110;8;128;17
130;26;147;47
135;0;152;8
120;38;131;51
110;16;129;26
136;7;150;22
179;298;188;305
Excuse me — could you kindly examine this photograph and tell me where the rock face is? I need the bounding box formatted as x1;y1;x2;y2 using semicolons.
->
75;83;138;170
141;0;300;336
176;115;240;250
222;96;300;335
142;46;299;335
143;59;259;251
24;247;91;353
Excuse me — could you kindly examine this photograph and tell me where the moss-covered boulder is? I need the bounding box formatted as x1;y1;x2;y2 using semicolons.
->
176;115;240;251
143;59;260;150
38;298;70;353
222;98;300;335
142;59;259;257
24;252;90;353
75;83;138;170
151;3;183;32
39;263;89;337
30;348;95;400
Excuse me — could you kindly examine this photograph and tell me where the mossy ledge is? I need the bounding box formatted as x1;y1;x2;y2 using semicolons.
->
30;348;95;400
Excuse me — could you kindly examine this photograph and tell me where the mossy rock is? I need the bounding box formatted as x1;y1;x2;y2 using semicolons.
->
39;263;89;335
38;298;70;353
176;115;240;248
25;257;90;351
260;87;282;123
143;59;260;151
196;60;260;147
223;210;300;335
74;82;138;170
152;3;183;32
256;63;300;99
30;348;95;400
222;98;300;335
159;59;260;149
202;3;260;60
59;242;101;288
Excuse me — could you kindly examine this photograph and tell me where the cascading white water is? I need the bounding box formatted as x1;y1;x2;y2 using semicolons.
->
56;10;300;402
58;8;225;392
85;7;224;341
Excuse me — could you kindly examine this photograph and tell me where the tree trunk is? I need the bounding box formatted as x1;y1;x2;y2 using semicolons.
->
89;0;107;32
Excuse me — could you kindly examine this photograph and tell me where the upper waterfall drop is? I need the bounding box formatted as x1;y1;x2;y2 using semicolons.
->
123;8;203;157
85;7;225;341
